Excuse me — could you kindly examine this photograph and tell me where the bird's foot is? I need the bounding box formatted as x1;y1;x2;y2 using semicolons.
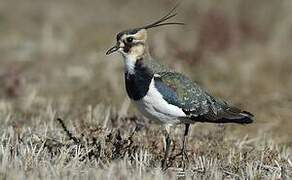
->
161;133;172;171
181;148;189;170
161;157;168;170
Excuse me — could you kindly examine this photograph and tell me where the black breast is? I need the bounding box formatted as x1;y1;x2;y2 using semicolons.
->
125;59;153;100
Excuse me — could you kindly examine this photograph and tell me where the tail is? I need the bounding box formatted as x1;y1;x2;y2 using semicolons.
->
217;110;254;124
190;109;254;124
186;93;254;124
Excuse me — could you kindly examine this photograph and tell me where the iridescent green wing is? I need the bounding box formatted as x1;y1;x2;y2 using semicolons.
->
154;71;254;123
154;71;212;117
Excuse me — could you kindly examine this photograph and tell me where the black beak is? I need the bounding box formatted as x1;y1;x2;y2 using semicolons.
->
106;45;119;55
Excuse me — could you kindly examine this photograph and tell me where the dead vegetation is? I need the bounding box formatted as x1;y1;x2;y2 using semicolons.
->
0;104;291;179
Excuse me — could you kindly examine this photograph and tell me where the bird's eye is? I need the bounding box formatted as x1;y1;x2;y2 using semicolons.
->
126;37;134;43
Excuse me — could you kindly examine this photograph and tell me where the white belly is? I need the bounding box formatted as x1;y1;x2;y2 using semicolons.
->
132;78;186;124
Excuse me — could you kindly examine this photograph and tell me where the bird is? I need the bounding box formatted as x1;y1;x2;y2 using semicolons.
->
106;6;254;170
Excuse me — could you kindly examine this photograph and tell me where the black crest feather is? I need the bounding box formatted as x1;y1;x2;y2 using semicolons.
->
139;4;184;30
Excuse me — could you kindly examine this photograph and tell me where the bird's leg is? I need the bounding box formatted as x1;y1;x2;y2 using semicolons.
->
162;126;171;170
181;123;190;170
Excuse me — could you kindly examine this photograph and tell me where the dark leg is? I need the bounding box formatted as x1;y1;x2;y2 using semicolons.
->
182;124;190;169
162;132;171;170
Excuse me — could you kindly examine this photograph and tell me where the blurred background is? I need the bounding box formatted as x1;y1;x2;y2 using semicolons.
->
1;0;292;143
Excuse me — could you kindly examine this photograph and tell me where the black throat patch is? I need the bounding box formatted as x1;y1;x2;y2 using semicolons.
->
125;58;153;100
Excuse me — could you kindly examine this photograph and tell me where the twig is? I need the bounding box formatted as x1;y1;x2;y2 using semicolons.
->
56;118;80;143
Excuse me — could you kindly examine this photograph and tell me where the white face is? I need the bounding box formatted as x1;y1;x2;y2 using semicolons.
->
114;29;148;74
106;29;148;74
117;29;148;59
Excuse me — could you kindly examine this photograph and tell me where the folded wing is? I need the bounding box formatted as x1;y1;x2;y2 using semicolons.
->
154;72;254;124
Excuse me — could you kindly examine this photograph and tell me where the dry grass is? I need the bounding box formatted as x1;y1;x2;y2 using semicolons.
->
0;103;291;179
1;0;292;179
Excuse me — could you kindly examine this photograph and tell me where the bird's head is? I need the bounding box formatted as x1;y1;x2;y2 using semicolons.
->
106;28;148;59
106;5;184;60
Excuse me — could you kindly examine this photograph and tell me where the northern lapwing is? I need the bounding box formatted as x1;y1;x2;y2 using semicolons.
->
106;6;254;170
